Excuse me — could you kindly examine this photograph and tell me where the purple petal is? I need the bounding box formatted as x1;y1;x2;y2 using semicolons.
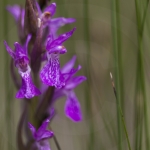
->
50;18;76;37
46;34;54;49
40;54;65;88
50;27;76;48
65;92;82;122
65;76;87;90
44;3;56;17
37;119;50;133
36;119;53;141
51;18;76;27
4;41;15;59
23;34;31;54
36;130;53;141
46;34;67;54
14;42;27;60
48;45;67;54
63;65;81;82
16;68;41;99
6;5;21;21
7;5;25;27
61;56;76;73
28;122;36;136
31;140;51;150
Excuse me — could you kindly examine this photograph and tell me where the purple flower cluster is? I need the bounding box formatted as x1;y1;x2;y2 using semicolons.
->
4;1;86;150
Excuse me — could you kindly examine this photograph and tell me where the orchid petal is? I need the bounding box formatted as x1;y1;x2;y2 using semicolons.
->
65;76;86;90
37;119;50;134
63;65;81;82
65;91;82;122
44;3;56;17
51;17;76;28
36;130;53;141
50;18;76;38
24;34;31;54
48;45;67;54
6;5;21;21
4;41;15;59
14;42;26;59
35;120;53;141
46;34;54;50
28;122;36;136
50;27;76;47
61;55;76;73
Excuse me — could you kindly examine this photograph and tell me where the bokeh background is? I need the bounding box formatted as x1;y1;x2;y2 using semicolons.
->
1;0;150;150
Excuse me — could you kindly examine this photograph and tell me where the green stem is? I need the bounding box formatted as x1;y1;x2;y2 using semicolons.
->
135;0;150;149
119;106;132;150
110;74;132;150
134;1;149;150
83;0;93;149
134;67;144;150
111;0;124;149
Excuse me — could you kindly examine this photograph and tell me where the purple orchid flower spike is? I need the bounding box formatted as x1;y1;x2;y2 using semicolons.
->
28;119;53;141
4;35;41;99
50;17;76;38
53;56;86;122
40;28;76;89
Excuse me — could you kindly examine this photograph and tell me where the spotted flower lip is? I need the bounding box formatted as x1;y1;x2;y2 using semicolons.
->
28;119;53;141
40;28;76;89
4;35;41;99
53;56;86;122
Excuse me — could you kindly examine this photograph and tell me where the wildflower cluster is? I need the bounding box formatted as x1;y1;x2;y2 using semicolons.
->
4;0;86;150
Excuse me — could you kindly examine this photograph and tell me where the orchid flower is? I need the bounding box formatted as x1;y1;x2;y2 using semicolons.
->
40;28;76;89
28;119;53;150
4;35;41;99
28;119;53;141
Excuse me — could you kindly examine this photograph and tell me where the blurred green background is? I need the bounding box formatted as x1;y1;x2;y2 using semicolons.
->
1;0;150;150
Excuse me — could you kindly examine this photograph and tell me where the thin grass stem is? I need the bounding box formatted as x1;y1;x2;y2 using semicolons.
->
111;0;124;149
110;73;132;150
135;0;150;149
82;0;94;149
